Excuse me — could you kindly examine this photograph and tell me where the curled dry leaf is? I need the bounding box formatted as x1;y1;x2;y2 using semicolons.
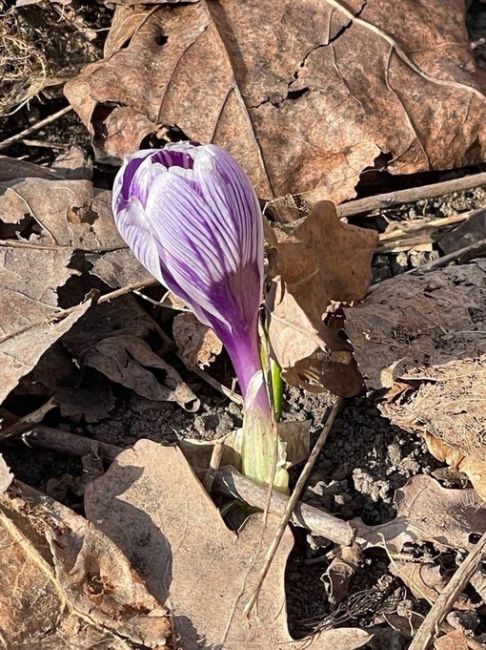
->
423;433;486;502
355;474;486;553
0;481;172;649
84;334;199;411
323;544;363;605
65;1;486;206
0;454;13;493
172;312;223;368
85;440;372;650
345;261;486;471
266;201;377;396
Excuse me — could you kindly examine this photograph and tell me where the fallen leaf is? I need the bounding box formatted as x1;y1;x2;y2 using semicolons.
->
266;201;377;395
173;312;223;368
84;334;199;411
0;159;154;404
424;433;486;502
0;480;172;648
345;261;486;466
390;562;447;605
85;440;372;649
65;1;486;206
434;630;469;650
354;474;486;553
0;454;13;493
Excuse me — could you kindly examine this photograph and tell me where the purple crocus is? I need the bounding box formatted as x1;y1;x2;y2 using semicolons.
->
112;143;287;489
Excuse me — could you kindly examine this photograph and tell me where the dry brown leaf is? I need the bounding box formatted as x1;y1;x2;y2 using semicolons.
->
65;1;486;206
354;474;486;553
172;312;223;368
85;440;372;650
0;480;172;649
0;161;155;404
345;261;486;464
434;630;469;650
266;201;377;396
0;454;13;494
424;433;486;502
84;334;199;411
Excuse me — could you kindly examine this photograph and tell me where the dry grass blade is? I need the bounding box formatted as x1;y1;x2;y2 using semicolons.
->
243;396;345;616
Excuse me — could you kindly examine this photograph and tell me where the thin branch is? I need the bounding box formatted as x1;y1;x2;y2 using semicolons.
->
0;105;73;150
409;529;486;650
243;396;345;616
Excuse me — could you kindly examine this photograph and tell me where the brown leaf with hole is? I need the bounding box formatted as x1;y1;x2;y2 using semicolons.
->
85;440;372;650
266;201;377;396
172;312;223;368
323;544;363;605
354;474;486;553
434;630;469;650
0;481;172;649
65;1;486;207
345;261;486;465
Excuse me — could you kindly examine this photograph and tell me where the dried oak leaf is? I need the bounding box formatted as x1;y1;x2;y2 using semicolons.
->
172;312;223;368
65;1;486;205
85;440;372;650
266;201;377;396
345;261;486;467
354;474;486;553
0;480;172;649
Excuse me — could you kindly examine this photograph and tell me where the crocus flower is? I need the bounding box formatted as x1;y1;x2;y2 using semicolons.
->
112;143;287;490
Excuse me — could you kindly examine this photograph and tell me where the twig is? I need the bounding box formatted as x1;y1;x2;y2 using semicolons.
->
17;139;70;150
186;363;243;406
0;398;56;441
202;440;224;494
212;465;354;546
337;171;486;218
409;529;486;650
406;238;486;274
377;212;473;252
243;396;345;616
0;105;73;150
21;425;353;545
24;425;120;462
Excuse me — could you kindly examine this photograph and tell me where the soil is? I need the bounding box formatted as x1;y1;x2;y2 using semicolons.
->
1;2;486;648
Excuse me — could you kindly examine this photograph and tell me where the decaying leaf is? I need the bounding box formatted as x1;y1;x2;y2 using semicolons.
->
424;433;486;502
0;454;13;494
266;201;377;396
390;562;472;609
172;312;223;368
434;630;469;650
0;481;172;648
85;440;372;650
65;1;486;207
345;261;486;470
355;474;486;553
